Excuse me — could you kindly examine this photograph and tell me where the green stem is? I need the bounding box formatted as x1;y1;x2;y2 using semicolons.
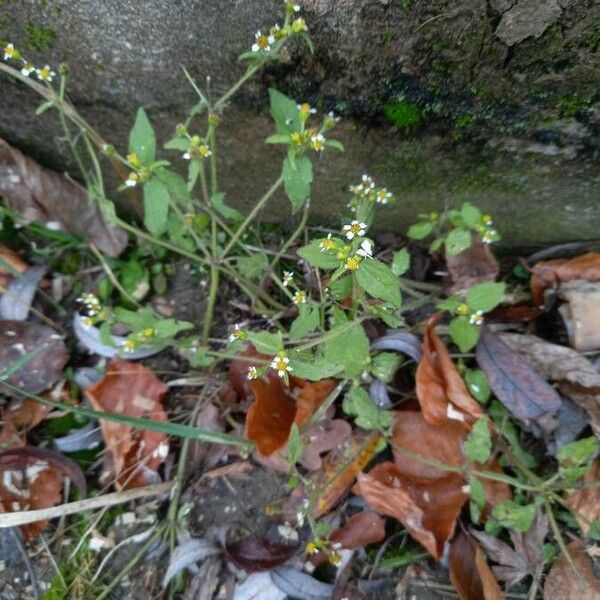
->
222;175;284;257
213;64;260;112
269;198;310;273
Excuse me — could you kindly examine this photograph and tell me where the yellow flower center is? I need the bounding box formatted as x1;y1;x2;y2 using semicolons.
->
350;223;362;235
198;144;211;157
127;152;141;168
345;256;361;271
320;238;334;250
457;303;469;315
275;359;288;372
257;35;269;49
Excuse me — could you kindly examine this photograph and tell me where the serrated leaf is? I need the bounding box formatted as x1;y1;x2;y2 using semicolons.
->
460;202;482;228
407;220;434;240
324;139;344;152
211;192;243;222
371;352;402;383
297;239;341;269
269;88;301;135
129;108;156;165
465;417;492;463
391;247;410;276
163;137;189;151
342;387;395;431
290;357;342;380
290;304;320;340
446;227;472;256
287;424;303;465
355;258;402;308
464;369;491;404
449;316;480;352
143;178;170;234
491;500;536;532
466;281;505;313
246;331;282;355
323;323;369;378
237;253;269;282
282;155;312;212
266;133;292;145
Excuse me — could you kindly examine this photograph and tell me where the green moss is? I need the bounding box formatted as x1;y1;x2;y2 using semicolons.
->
556;94;589;118
24;20;56;51
384;99;423;130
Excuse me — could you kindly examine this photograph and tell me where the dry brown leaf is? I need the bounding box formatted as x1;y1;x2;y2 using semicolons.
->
416;315;484;427
449;530;505;600
498;332;600;436
543;542;600;599
329;511;386;549
85;357;169;489
294;378;337;427
446;233;499;294
0;138;127;257
531;252;600;307
566;459;600;535
355;461;467;559
0;244;27;289
559;282;600;351
299;419;352;471
0;320;68;397
3;398;51;429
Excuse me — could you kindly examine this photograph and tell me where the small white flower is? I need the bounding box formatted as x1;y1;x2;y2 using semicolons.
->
292;290;306;305
310;133;325;152
361;174;375;189
271;352;292;378
319;232;335;252
3;43;17;61
282;271;294;286
482;229;497;244
36;65;55;82
376;188;393;204
20;61;34;77
182;152;191;160
297;103;317;114
246;366;258;380
356;239;373;258
469;310;484;325
327;111;340;122
293;3;301;11
343;220;367;240
252;31;275;53
229;324;246;342
125;173;138;187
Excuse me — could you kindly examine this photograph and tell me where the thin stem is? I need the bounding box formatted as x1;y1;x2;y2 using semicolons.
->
222;175;284;257
269;198;310;273
213;64;260;112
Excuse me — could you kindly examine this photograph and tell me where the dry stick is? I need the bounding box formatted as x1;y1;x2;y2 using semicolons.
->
0;482;173;528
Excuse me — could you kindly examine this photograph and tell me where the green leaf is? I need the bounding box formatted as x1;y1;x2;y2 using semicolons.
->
323;323;369;378
469;475;486;508
466;281;506;313
407;220;434;240
120;260;150;300
265;133;292;145
371;352;402;383
187;159;202;192
465;369;491;404
328;276;352;300
587;520;600;541
445;227;472;255
324;139;344;152
297;239;342;269
237;253;269;282
355;258;402;308
246;330;282;355
163;137;189;151
153;319;193;338
283;154;313;212
437;295;462;313
558;437;599;470
156;169;191;208
269;88;301;135
290;356;343;380
465;417;492;463
287;424;303;465
35;100;54;115
460;202;482;228
342;387;395;431
491;500;536;532
449;316;480;352
129;107;156;165
211;192;243;223
290;304;320;340
143;178;170;234
391;247;410;276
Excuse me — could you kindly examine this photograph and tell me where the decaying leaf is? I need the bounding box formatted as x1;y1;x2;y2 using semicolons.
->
0;138;127;256
355;461;467;560
476;328;561;426
0;244;27;289
446;233;499;294
315;433;382;518
0;320;68;397
471;510;548;586
559;282;600;351
416;316;484;427
3;398;51;429
566;459;600;536
0;425;87;539
299;420;352;471
543;542;600;599
449;530;504;600
85;357;169;489
329;511;386;550
498;332;600;436
531;252;600;307
225;537;298;572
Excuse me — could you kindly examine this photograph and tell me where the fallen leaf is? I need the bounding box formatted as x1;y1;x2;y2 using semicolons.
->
530;252;600;307
471;510;548;586
476;328;561;425
294;378;337;427
225;537;298;572
566;459;600;536
0;138;127;256
315;432;382;518
498;332;600;436
416;315;484;426
246;375;297;456
0;244;27;289
85;357;169;489
543;542;600;599
330;511;386;549
0;320;68;397
162;538;219;588
447;233;499;294
558;282;600;351
299;420;352;471
3;398;51;429
355;461;467;559
271;566;334;599
449;530;505;600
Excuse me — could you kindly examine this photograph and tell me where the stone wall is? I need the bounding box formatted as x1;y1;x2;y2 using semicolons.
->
1;0;600;245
